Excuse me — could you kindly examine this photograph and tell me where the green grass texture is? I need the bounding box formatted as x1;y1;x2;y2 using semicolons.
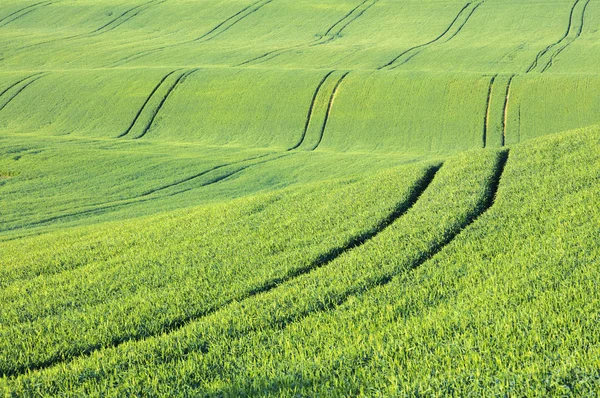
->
1;0;599;396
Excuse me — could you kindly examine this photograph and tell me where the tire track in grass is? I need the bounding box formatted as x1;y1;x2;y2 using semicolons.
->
288;70;335;150
378;1;483;70
311;72;350;150
237;0;379;66
482;75;497;148
4;163;441;377
539;0;591;73
15;0;166;52
527;0;590;73
0;152;285;233
0;73;47;113
87;0;164;36
0;1;52;28
502;75;515;146
118;69;181;138
312;0;379;46
197;150;510;363
134;69;199;139
110;0;272;67
260;151;511;378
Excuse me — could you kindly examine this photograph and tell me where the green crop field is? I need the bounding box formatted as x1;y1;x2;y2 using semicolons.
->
0;0;599;396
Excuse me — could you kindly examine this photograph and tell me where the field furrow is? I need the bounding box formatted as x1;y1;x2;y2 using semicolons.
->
501;75;515;146
483;74;514;148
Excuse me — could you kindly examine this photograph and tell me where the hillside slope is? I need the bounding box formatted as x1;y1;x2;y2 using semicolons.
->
1;0;599;395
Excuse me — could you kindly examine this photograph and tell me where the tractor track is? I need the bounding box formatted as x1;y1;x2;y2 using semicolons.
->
0;73;47;113
378;1;483;70
501;75;515;146
0;153;287;234
118;69;181;138
0;1;52;28
135;69;199;139
110;0;272;67
312;72;349;150
238;0;378;66
288;70;335;150
3;162;441;378
482;75;497;148
527;0;590;73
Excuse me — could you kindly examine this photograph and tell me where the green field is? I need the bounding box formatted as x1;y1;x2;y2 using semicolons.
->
1;0;599;396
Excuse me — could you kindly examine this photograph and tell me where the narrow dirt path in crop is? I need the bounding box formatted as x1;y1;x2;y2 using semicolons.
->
237;0;379;66
110;0;273;67
0;1;52;28
527;0;590;73
0;73;46;113
378;1;484;70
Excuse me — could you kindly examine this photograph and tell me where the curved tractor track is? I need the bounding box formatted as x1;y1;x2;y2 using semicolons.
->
378;1;484;70
526;0;591;73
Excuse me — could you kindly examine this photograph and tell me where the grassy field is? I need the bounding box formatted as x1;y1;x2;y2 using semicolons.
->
1;0;599;396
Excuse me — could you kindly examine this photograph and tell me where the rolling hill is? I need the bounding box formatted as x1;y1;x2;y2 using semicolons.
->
1;0;599;395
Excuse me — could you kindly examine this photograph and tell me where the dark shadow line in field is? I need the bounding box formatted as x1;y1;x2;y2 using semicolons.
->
237;0;378;66
3;163;439;378
117;69;180;138
540;0;590;73
312;72;349;151
135;69;199;139
526;0;580;73
0;1;51;28
288;70;335;151
483;74;497;148
501;75;515;146
378;1;475;69
109;0;271;67
0;74;46;113
222;151;510;398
